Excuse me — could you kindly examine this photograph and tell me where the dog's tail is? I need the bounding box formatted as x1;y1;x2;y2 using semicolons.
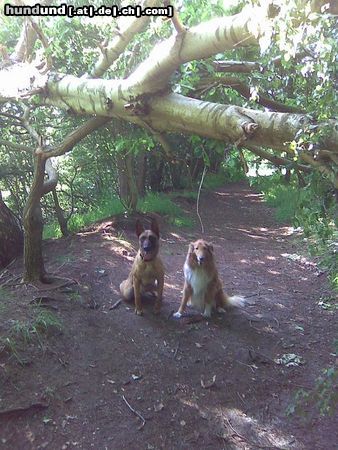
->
225;295;245;308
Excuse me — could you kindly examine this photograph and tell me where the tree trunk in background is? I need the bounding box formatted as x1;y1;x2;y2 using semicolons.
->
117;153;130;206
23;153;47;282
52;189;69;236
117;151;139;211
149;156;164;191
125;152;138;211
135;150;146;196
191;158;203;181
0;192;23;268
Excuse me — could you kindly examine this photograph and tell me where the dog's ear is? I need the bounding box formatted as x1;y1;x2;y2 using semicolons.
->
189;242;195;253
136;220;144;237
150;218;160;238
206;242;214;253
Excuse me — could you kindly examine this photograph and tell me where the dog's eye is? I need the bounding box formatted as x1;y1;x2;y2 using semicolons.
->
195;247;198;250
149;236;156;244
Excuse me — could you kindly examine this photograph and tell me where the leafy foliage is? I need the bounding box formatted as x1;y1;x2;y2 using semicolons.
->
287;342;338;418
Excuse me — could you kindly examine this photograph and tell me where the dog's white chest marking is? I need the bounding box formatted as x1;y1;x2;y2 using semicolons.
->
184;263;211;310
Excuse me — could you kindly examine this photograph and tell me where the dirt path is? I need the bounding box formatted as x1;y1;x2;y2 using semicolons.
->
0;182;336;450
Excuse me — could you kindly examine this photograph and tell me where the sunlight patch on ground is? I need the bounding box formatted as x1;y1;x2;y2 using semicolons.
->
169;232;183;240
281;253;317;269
266;255;276;261
212;407;301;449
248;234;268;240
106;242;135;261
164;282;182;292
178;399;301;448
239;258;249;264
275;303;287;309
102;260;122;269
268;269;281;275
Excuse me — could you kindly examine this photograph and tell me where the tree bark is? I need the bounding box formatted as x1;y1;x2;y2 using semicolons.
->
52;189;69;237
0;192;23;268
135;150;146;196
23;152;47;282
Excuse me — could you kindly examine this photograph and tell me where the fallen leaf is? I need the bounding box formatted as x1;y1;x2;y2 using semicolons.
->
132;374;142;381
195;343;202;348
201;375;216;389
154;402;164;412
42;418;52;425
199;410;208;420
274;353;305;367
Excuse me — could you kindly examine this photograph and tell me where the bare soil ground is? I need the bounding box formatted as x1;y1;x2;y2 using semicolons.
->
0;182;337;450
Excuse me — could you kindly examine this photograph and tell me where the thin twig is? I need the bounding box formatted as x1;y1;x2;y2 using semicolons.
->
196;165;207;234
109;299;121;310
173;341;180;359
244;292;259;298
0;275;22;288
122;395;146;430
236;391;247;407
234;359;256;373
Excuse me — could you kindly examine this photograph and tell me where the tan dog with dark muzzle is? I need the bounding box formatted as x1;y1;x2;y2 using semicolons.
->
174;239;245;318
120;218;164;315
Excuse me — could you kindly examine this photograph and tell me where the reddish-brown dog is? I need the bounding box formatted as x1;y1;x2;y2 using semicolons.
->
174;239;245;318
120;218;164;315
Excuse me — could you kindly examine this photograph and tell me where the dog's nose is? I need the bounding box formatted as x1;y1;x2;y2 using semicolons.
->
143;244;152;252
198;256;205;263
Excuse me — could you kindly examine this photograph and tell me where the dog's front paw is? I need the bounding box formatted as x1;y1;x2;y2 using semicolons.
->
173;311;182;318
135;308;143;316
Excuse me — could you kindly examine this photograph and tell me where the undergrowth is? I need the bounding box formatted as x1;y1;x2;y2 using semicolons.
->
250;174;337;291
287;341;338;418
44;191;194;239
203;164;244;190
44;195;125;239
138;192;194;228
253;174;337;417
0;308;62;363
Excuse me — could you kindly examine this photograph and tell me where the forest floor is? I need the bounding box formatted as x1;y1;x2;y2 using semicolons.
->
0;182;337;450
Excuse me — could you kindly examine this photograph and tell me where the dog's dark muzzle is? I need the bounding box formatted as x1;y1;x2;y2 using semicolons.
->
141;239;156;261
197;256;206;265
143;243;153;253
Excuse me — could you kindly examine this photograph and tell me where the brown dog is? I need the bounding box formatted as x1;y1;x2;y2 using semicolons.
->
120;218;164;315
174;239;245;318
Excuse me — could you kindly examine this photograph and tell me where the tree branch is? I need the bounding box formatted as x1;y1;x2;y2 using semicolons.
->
247;146;311;173
26;17;53;72
10;19;37;63
42;158;58;194
45;116;111;158
0;139;33;153
164;1;186;33
90;0;161;78
124;6;266;93
213;60;261;73
196;75;304;113
38;75;338;155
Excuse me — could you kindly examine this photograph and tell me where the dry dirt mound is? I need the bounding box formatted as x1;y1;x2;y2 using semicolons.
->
0;183;336;449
